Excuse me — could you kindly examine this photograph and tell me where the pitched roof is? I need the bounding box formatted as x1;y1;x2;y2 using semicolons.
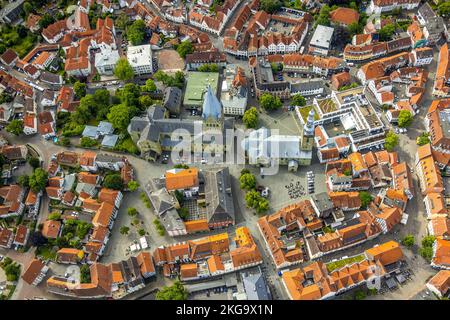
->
365;241;403;266
42;220;61;239
22;259;46;285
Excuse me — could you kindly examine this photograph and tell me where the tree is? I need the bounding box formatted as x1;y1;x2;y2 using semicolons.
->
315;4;331;26
127;207;138;217
422;235;436;248
438;1;450;16
385;131;399;151
138;95;153;108
116;13;130;30
103;173;123;190
417;133;430;146
6;119;23;135
120;226;130;235
260;0;282;13
176;41;194;59
402;234;415;248
379;23;396;41
156;281;188;300
80;264;91;283
48;212;61;221
107;104;130;132
39;14;55;28
114;58;134;81
291;94;306;107
242;107;258;129
138;229;146;236
398;110;413;128
17;175;29;188
142;79;156;92
127;180;139;192
178;207;189;220
29;168;48;193
23;2;33;16
28;157;40;169
73;81;87;100
259;93;282;111
359;191;372;208
127;19;146;45
80;136;98;148
198;64;219;72
240;173;256;190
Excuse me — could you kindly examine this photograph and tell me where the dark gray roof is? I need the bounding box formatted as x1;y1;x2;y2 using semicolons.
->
291;80;323;93
418;2;437;22
95;153;124;163
203;167;235;225
120;256;144;289
163;87;182;114
128;116;149;133
311;192;333;213
40;71;62;84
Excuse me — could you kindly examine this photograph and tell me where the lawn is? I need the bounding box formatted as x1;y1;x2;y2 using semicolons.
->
36;245;57;261
326;254;366;272
298;105;320;123
13;35;37;58
114;135;140;155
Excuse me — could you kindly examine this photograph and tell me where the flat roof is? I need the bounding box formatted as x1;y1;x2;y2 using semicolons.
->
183;72;220;107
310;25;334;49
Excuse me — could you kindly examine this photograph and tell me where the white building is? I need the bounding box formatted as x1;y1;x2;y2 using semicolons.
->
95;48;120;75
221;66;247;116
366;0;420;15
309;25;334;56
127;45;153;75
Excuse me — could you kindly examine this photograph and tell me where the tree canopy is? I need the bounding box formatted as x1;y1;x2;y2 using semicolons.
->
384;131;399;151
291;94;306;107
176;41;194;59
260;0;282;14
402;234;415;248
240;172;256;190
6;119;23;135
103;173;124;190
259;93;282;111
29;168;48;193
73;81;87;100
127;19;146;45
156;281;188;300
359;191;373;208
243;107;258;129
107;104;131;132
114;58;134;81
416;133;430;146
398;110;413;128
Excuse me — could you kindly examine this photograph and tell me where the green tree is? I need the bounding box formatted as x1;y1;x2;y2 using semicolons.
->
240;173;256;190
402;234;415;248
178;207;189;220
114;58;134;81
127;19;146;45
29;168;48;193
116;13;130;30
385;131;399;151
59;136;71;146
23;2;33;16
127;207;138;217
127;180;139;192
315;4;331;26
107;104;130;132
359;191;372;208
242;107;258;129
138;229;146;236
6;120;23;135
80;264;91;283
422;235;436;248
103;173;123;190
260;0;282;13
138;95;153;108
28;157;41;168
398;110;413;128
73;81;87;100
80;137;98;148
438;1;450;16
198;64;218;72
416;133;430;146
156;281;188;300
259;93;282;111
142;79;157;92
176;41;194;59
48;212;61;221
17;175;29;188
120;226;130;235
291;94;306;107
379;23;396;41
39;14;55;28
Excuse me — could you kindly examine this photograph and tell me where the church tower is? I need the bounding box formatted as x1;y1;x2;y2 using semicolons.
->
202;85;223;131
301;109;315;152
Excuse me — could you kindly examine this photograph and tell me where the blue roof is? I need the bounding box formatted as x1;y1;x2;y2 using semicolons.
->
82;125;98;138
101;134;119;147
202;85;222;120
